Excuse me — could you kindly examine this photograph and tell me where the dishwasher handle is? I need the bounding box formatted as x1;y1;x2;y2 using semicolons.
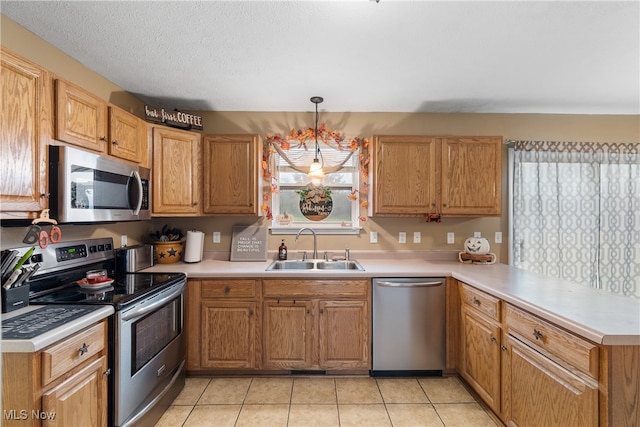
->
375;280;443;288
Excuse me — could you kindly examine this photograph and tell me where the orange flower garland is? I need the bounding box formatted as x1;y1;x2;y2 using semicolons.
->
262;123;370;221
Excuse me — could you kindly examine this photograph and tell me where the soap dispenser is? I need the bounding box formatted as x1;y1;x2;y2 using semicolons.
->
278;240;287;260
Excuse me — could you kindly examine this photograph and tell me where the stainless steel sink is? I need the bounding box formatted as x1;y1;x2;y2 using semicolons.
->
265;261;316;270
315;261;364;270
266;260;364;271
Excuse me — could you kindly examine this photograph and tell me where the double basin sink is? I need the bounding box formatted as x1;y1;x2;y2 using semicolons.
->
266;259;365;271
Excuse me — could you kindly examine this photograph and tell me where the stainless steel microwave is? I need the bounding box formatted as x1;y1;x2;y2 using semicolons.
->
49;145;151;223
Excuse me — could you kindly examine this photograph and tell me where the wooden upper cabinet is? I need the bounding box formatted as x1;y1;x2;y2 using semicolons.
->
203;134;260;215
373;135;438;215
441;137;502;215
55;79;108;152
0;48;51;217
372;135;502;217
108;104;143;163
152;127;202;215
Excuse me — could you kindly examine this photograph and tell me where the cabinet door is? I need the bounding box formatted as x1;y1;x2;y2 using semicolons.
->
42;355;108;427
200;301;257;369
460;306;501;412
503;335;598;427
0;48;50;216
318;300;370;369
203;134;259;215
108;105;141;162
373;135;438;215
152;127;202;215
440;137;502;215
263;300;312;369
55;79;107;152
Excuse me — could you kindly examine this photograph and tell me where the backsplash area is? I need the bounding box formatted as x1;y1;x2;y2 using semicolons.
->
0;215;506;262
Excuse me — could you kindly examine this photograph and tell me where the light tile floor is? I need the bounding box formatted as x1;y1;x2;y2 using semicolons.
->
155;376;501;427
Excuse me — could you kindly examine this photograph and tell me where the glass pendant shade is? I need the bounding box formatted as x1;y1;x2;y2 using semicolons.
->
308;158;324;186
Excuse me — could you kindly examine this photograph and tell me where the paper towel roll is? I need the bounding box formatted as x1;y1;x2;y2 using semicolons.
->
184;230;204;263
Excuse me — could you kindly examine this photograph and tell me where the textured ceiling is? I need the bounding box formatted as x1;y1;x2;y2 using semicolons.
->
2;1;639;114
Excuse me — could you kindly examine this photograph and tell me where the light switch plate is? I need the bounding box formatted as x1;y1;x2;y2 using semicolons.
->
495;231;502;244
213;231;221;243
474;231;482;238
120;235;127;247
413;232;421;244
398;232;406;244
370;231;378;243
447;232;455;244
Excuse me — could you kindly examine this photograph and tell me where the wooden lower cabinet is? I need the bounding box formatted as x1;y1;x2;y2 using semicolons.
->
318;300;369;369
502;334;598;427
459;305;501;413
262;279;370;370
2;320;109;427
200;301;257;369
458;281;606;425
263;300;313;369
186;279;259;370
42;355;108;427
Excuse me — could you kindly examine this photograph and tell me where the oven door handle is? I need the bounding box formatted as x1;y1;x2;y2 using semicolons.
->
121;283;185;321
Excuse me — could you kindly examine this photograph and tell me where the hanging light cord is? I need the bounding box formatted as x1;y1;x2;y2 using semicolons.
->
311;96;323;164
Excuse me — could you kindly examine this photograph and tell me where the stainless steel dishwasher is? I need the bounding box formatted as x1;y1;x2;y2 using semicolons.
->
371;277;446;376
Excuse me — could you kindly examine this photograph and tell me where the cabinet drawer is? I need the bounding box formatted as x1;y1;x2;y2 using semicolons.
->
505;304;599;379
263;279;369;299
459;282;500;321
202;280;258;299
42;321;106;385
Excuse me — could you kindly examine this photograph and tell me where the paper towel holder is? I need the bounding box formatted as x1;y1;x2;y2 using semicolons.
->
184;230;205;263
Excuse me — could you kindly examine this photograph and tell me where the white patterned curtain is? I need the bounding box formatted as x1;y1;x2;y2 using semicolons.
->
511;140;640;298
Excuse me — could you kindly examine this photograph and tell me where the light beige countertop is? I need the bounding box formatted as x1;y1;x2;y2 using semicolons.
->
1;305;114;353
145;251;640;346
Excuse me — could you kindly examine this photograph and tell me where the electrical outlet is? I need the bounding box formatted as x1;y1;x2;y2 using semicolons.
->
120;235;127;247
413;232;421;244
398;232;406;244
370;231;378;244
495;231;502;244
474;231;482;238
213;231;221;243
447;232;455;244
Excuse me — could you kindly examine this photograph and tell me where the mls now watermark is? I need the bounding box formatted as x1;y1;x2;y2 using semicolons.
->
4;409;57;420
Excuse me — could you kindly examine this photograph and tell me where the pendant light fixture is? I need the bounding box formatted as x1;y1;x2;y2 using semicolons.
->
308;96;324;186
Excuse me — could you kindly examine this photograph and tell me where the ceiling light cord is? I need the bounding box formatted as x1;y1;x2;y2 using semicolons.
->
308;96;325;185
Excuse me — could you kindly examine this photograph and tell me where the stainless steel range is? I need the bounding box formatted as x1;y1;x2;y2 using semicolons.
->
13;237;186;427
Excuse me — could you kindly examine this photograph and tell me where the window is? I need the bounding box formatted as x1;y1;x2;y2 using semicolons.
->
510;140;639;298
270;145;361;233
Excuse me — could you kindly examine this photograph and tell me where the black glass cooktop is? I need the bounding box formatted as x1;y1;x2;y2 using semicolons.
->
30;273;185;308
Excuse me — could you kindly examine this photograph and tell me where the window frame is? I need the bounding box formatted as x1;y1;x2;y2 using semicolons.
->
269;148;362;235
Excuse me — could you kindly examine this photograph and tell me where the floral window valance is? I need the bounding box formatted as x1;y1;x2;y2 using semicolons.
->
261;123;370;220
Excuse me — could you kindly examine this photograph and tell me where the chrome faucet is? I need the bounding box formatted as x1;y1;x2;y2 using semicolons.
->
295;228;318;260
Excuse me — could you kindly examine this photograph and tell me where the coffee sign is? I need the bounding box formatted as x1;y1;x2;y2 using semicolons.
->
144;105;203;131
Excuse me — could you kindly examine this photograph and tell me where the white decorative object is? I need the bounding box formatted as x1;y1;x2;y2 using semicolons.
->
459;237;496;264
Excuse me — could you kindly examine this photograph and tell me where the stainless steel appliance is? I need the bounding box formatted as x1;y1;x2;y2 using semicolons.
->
48;145;151;223
13;238;185;427
116;244;154;273
371;277;446;376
